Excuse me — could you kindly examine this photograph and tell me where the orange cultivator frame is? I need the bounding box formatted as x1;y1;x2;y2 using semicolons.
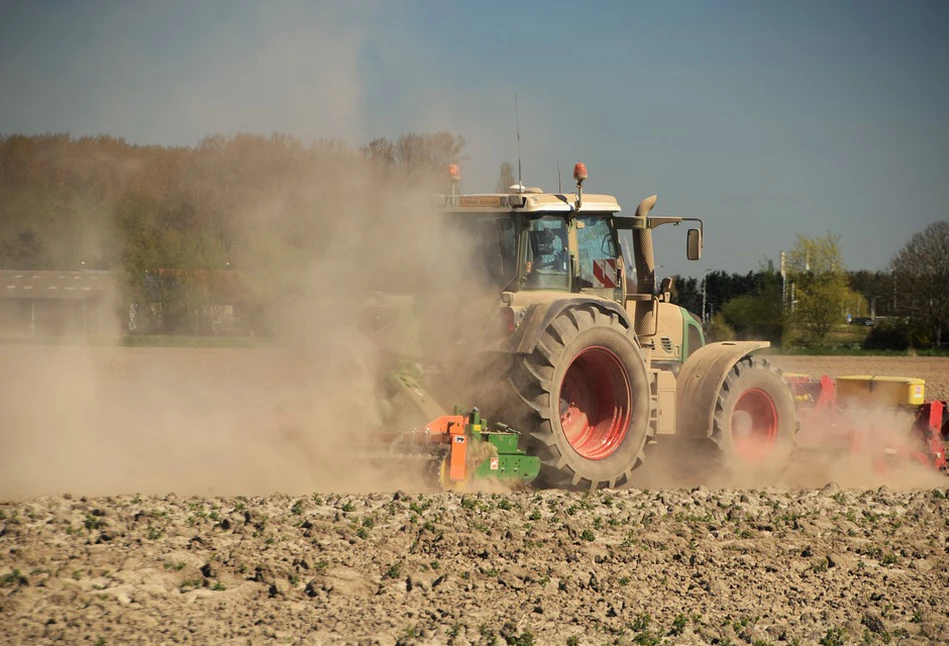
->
418;415;469;483
785;374;948;474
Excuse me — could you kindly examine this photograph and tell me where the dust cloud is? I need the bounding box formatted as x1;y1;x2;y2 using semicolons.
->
0;0;525;500
629;399;946;492
775;403;947;490
0;155;491;500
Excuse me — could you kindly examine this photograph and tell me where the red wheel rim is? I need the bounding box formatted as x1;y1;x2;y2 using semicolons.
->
558;346;632;460
730;388;779;462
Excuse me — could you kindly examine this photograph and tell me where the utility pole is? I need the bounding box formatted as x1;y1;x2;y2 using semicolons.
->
780;251;787;313
701;268;713;326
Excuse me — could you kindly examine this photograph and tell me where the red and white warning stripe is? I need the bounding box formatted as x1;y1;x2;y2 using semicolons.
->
592;259;618;288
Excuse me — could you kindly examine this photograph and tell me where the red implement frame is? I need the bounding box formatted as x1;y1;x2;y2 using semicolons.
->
918;400;948;472
786;374;948;474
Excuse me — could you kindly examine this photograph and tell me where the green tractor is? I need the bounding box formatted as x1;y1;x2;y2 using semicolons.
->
365;163;796;490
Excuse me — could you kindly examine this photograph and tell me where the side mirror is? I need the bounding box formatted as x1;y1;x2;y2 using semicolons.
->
687;228;703;260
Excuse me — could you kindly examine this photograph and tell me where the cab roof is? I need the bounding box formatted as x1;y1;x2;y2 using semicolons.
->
442;192;621;214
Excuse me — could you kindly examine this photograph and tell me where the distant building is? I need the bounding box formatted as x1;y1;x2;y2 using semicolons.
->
0;270;117;337
0;268;261;337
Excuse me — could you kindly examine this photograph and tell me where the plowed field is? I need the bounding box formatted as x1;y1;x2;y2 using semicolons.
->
2;347;948;645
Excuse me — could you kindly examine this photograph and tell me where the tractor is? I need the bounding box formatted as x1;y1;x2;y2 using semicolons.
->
363;163;798;490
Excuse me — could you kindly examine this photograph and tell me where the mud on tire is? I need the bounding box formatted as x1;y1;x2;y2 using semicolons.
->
711;355;797;468
511;305;651;490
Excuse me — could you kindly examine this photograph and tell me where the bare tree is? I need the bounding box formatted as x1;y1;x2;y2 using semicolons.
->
890;220;949;347
393;132;465;178
495;161;515;193
361;137;395;171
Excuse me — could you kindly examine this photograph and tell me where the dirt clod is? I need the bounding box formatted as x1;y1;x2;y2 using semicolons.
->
3;487;949;643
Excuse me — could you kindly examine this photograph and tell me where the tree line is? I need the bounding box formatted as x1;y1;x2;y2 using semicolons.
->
672;226;949;350
0;132;465;269
2;133;945;346
0;132;465;333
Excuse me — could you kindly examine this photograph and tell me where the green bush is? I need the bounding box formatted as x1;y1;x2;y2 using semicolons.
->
706;312;736;342
863;319;929;351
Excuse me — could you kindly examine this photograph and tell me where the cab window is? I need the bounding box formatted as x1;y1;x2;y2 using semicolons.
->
577;215;620;296
525;217;569;290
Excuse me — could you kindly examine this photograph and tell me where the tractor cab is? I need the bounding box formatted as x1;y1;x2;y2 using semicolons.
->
440;165;705;368
442;191;625;299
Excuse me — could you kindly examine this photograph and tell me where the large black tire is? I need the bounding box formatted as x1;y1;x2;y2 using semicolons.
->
511;305;651;490
710;356;797;468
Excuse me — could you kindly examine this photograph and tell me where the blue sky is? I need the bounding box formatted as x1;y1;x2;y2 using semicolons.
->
1;0;947;277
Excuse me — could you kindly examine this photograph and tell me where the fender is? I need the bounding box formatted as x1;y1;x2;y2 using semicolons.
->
675;341;770;439
511;298;633;355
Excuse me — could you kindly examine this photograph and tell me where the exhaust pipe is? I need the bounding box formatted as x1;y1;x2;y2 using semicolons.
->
632;195;658;342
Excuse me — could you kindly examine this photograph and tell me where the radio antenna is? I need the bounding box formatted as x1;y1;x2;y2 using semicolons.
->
515;92;522;188
557;160;562;193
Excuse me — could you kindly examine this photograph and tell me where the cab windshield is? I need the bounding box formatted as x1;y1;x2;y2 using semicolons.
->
524;214;621;294
442;211;621;294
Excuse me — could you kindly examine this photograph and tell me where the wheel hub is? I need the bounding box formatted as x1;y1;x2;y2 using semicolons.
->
731;388;779;462
559;346;632;460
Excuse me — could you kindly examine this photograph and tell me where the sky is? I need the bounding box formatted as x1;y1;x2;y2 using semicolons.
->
1;0;947;278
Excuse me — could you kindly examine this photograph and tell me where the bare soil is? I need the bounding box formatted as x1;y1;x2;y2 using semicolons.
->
2;348;948;645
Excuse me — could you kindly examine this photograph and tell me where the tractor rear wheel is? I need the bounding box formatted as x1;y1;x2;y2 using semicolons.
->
711;356;796;467
512;305;651;490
